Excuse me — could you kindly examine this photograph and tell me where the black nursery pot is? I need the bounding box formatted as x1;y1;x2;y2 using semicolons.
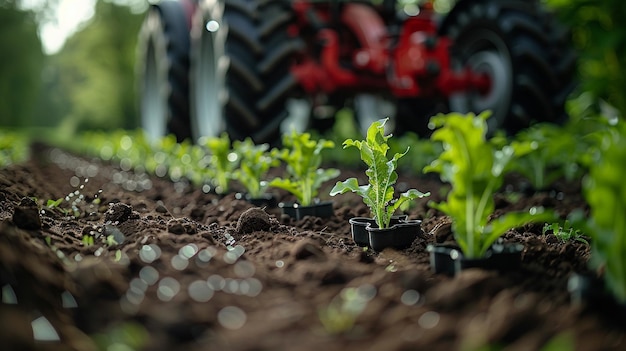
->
427;244;461;276
428;242;524;275
235;193;278;208
568;272;626;323
349;215;408;247
349;216;421;251
279;201;334;220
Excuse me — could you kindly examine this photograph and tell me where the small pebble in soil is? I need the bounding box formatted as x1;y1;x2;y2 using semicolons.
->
104;202;139;224
236;207;271;234
12;197;42;230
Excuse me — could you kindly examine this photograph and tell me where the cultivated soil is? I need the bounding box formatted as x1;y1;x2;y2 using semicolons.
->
0;143;624;351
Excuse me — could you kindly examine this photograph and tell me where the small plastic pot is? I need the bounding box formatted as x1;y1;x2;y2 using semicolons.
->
428;242;524;275
349;216;421;251
349;215;408;247
568;272;626;323
279;201;334;220
235;193;278;208
368;220;423;251
427;244;461;276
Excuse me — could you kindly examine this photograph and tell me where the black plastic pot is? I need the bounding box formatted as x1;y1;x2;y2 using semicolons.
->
427;244;461;276
349;216;421;251
279;201;334;220
235;192;277;208
428;242;524;275
349;215;408;247
568;272;626;323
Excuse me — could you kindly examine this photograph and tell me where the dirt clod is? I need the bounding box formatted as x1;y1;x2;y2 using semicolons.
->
12;197;41;230
236;207;271;234
167;217;197;234
104;202;138;224
290;239;326;260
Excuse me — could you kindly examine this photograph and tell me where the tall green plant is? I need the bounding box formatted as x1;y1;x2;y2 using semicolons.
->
330;118;429;229
269;130;339;206
578;123;626;303
425;112;555;258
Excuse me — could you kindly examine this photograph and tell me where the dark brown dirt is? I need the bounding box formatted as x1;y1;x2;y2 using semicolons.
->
0;144;624;351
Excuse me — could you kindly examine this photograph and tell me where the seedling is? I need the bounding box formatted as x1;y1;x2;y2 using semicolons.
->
330;118;429;229
510;124;584;191
425;112;555;259
201;133;240;194
232;138;279;198
542;221;588;245
269;130;339;206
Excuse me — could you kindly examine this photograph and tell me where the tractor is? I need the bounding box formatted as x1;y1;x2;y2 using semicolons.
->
137;0;576;144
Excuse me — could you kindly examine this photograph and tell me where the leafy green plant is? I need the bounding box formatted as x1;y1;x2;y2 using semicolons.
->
201;133;240;194
232;138;279;198
424;112;555;259
269;130;339;206
575;123;626;303
330;118;429;229
510;123;586;190
542;221;588;245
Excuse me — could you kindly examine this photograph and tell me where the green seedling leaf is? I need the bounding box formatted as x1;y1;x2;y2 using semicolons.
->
46;198;64;208
269;130;339;206
330;118;429;229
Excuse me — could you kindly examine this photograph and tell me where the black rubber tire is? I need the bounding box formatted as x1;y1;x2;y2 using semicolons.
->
190;0;303;144
439;0;576;134
137;1;191;142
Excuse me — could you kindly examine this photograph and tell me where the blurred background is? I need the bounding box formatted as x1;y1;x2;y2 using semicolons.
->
0;0;624;138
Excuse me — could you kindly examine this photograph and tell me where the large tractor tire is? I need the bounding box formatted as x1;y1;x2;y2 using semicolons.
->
190;0;303;144
439;0;577;134
137;1;191;142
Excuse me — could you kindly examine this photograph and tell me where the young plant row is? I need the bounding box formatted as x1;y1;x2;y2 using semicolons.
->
75;129;339;207
73;110;623;305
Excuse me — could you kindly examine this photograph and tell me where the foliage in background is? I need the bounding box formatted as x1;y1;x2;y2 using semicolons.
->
0;130;30;168
0;3;44;128
330;118;430;229
425;112;555;258
269;130;339;206
573;122;626;303
38;0;143;135
545;0;626;118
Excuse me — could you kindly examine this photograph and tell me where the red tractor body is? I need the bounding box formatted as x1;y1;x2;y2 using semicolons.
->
137;0;575;143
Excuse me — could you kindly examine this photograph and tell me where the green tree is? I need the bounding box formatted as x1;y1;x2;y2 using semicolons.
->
0;2;44;127
46;0;143;134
